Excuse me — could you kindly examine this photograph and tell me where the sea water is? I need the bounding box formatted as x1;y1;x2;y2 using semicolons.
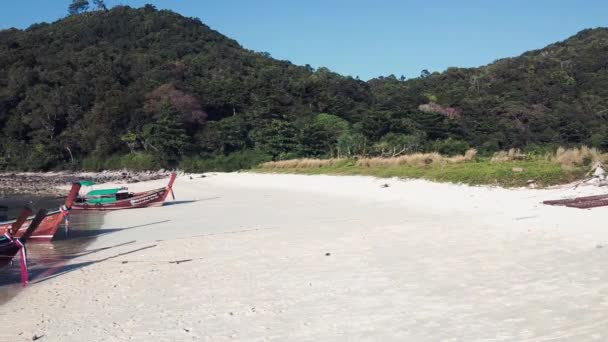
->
0;195;64;220
0;195;106;303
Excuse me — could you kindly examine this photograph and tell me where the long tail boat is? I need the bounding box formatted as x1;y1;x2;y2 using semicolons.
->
0;183;81;241
0;208;47;285
71;172;177;211
543;193;608;209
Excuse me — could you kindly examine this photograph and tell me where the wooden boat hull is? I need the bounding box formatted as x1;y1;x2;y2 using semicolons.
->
0;210;65;241
0;209;48;285
72;188;168;210
543;193;608;209
71;173;176;211
0;183;80;241
0;240;20;268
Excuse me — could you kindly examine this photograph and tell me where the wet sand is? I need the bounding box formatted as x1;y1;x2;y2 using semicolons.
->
3;173;608;341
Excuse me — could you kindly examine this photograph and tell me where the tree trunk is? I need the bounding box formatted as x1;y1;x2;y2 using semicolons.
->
65;145;74;164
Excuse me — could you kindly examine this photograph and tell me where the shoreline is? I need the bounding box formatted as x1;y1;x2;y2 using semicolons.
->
0;170;174;196
0;166;593;197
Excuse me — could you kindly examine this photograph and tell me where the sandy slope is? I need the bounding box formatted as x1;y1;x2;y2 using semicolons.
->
3;173;608;341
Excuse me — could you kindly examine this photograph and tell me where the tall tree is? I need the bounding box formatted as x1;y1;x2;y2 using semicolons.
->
140;104;190;165
68;0;89;15
93;0;107;11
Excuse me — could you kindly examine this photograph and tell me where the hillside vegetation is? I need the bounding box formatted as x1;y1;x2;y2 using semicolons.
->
1;5;608;172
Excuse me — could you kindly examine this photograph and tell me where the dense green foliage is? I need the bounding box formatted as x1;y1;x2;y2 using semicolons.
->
1;5;608;171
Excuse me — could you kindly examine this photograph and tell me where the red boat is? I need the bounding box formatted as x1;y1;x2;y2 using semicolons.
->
71;172;177;211
0;183;81;241
0;207;47;285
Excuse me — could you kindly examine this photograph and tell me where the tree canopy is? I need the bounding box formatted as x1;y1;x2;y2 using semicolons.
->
1;5;608;171
68;0;89;15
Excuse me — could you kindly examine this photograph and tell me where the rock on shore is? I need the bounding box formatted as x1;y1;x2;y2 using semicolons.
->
0;170;174;196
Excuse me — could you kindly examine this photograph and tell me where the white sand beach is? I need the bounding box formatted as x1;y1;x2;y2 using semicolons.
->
3;173;608;341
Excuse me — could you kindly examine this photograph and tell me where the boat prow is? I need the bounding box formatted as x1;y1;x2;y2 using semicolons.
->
0;182;81;241
0;208;47;285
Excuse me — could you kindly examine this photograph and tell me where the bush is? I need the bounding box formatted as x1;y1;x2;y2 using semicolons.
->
373;133;424;156
82;153;159;171
429;138;470;156
116;153;158;171
19;144;64;171
82;156;105;171
524;144;558;156
181;150;271;173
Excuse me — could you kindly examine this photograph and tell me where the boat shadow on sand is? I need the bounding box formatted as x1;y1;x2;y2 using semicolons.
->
0;215;167;305
162;197;219;207
31;242;157;285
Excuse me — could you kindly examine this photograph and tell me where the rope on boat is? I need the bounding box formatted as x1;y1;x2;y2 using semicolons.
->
59;204;70;236
2;232;29;286
15;239;28;286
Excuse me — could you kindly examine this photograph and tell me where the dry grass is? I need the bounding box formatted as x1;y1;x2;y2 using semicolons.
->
447;148;478;163
356;148;477;167
489;146;608;168
356;152;443;167
255;147;587;187
261;149;478;169
260;158;347;169
552;146;603;167
491;148;526;162
259;146;608;174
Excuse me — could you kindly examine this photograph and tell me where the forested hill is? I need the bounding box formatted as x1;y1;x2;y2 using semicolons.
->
0;5;607;171
376;27;608;152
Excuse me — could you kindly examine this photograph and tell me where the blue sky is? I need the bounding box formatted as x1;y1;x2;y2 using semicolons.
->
2;0;608;80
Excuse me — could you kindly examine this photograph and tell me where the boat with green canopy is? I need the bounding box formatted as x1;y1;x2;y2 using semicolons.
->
78;180;95;187
71;173;177;211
